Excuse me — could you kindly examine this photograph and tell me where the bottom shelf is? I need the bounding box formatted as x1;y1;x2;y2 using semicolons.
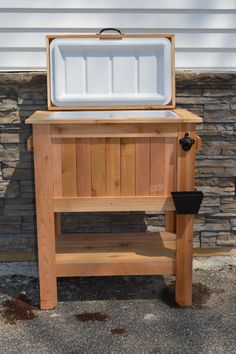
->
55;232;176;277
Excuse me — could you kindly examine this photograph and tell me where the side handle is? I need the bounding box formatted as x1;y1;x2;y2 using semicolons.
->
27;135;34;152
195;135;202;150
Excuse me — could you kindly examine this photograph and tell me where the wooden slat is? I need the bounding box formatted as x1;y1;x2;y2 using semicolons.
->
51;123;178;138
54;196;175;212
135;138;150;195
164;138;177;233
55;230;175;276
56;232;176;250
61;138;77;197
150;138;165;195
51;138;62;197
56;259;175;277
105;138;121;196
76;138;91;196
164;137;176;194
33;124;57;310
177;124;196;190
56;250;175;261
26;110;203;125
120;138;136;196
91;138;106;196
48;104;175;111
2;247;236;263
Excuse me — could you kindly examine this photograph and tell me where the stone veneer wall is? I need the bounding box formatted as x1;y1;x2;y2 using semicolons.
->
0;72;236;253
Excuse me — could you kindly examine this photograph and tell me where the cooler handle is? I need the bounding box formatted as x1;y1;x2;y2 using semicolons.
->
98;28;123;40
99;28;122;35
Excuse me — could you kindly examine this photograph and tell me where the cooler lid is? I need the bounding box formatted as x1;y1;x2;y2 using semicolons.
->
47;32;175;110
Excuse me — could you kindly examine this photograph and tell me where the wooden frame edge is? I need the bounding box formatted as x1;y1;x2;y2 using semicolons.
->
53;196;175;212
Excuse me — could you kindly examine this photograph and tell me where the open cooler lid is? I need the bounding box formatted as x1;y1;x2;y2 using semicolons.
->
47;32;175;110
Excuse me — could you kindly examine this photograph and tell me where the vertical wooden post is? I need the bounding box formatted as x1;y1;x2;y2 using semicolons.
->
33;124;57;309
175;123;196;307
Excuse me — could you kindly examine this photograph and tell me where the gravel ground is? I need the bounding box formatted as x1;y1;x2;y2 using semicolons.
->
0;257;235;354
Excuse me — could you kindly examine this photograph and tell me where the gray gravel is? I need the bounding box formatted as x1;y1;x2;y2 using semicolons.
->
0;258;235;354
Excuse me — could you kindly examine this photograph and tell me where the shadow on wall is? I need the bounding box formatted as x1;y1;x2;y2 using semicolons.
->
0;72;157;254
0;73;47;253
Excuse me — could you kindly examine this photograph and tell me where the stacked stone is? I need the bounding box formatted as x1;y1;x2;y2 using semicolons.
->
176;72;236;247
0;74;47;252
0;72;235;253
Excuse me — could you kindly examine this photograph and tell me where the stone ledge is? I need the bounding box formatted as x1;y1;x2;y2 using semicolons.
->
0;71;236;85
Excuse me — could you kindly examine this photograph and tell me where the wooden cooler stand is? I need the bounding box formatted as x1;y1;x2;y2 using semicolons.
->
26;33;203;310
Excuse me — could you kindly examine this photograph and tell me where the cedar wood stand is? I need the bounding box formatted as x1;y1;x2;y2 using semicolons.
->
26;33;203;309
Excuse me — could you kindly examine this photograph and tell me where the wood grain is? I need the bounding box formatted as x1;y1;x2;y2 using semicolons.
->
165;137;177;232
56;260;175;277
105;138;121;196
56;232;176;250
55;231;176;277
76;138;91;196
164;137;176;194
26;109;203;124
61;138;77;197
33;124;57;309
120;138;136;196
175;123;196;307
91;138;106;196
51;123;178;138
176;214;194;307
51;138;62;197
54;196;175;212
2;247;236;263
135;138;150;195
150;138;165;195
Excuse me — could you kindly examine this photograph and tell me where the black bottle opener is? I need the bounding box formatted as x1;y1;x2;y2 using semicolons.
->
179;132;195;151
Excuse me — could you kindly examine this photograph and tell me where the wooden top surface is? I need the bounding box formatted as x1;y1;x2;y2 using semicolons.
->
25;109;202;124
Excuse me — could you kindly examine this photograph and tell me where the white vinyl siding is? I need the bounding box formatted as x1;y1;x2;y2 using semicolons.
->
0;0;236;71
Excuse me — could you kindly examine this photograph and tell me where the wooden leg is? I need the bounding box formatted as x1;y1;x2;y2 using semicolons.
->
33;125;57;310
175;214;194;307
175;123;196;307
165;211;176;233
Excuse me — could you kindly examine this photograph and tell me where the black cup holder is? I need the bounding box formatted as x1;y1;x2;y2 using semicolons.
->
171;191;204;215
